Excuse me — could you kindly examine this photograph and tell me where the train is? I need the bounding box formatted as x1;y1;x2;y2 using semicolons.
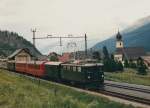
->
1;60;104;89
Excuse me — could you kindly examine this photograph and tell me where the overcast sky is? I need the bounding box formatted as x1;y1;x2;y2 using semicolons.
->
0;0;150;54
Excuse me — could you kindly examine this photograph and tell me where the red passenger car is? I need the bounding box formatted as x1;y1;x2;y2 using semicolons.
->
16;61;27;73
27;61;46;77
15;61;47;77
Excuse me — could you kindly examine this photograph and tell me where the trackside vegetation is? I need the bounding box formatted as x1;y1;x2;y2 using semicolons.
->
0;69;138;108
105;68;150;86
103;46;124;72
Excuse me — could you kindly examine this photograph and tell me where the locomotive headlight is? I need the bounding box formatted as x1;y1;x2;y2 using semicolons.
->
88;76;91;79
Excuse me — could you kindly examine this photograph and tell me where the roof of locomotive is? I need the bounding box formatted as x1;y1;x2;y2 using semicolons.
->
61;63;103;67
45;61;63;65
44;61;103;67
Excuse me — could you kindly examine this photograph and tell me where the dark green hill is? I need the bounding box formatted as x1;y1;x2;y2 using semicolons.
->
93;16;150;53
0;30;41;57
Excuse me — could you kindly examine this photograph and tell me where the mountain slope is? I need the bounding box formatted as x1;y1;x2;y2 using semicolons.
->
0;30;41;57
93;16;150;53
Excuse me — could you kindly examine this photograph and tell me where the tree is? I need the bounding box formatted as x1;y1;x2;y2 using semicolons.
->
102;46;124;72
103;54;120;72
117;61;124;71
92;51;101;60
49;55;58;61
129;59;137;68
137;57;147;75
103;46;112;72
110;54;114;60
124;59;129;68
103;46;109;60
110;55;117;72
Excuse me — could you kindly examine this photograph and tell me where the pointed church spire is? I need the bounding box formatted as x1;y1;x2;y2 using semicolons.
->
116;29;124;48
116;29;122;41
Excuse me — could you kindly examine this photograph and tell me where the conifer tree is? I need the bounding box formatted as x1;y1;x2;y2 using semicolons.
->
92;51;101;60
117;61;124;71
129;59;137;68
103;46;109;60
137;57;147;75
124;59;129;68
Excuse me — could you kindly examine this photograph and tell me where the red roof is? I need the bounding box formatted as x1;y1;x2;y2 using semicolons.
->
58;53;72;62
142;56;150;65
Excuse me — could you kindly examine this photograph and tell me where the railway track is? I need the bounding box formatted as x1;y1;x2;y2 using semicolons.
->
105;82;150;94
102;81;150;105
1;68;150;106
99;89;150;105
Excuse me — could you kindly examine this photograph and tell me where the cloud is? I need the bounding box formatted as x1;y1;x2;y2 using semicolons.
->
0;0;150;54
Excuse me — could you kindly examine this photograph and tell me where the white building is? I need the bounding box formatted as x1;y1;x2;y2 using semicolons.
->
8;48;32;62
114;31;145;62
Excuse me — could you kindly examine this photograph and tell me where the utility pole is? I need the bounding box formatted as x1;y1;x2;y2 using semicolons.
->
31;28;39;84
31;28;36;47
85;34;87;58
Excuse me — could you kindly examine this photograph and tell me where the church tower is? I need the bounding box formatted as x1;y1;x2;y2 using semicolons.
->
116;31;123;48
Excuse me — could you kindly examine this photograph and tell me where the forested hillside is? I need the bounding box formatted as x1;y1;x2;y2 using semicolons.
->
92;16;150;53
0;30;41;57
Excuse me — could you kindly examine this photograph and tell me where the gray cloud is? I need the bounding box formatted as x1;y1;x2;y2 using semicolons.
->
0;0;150;54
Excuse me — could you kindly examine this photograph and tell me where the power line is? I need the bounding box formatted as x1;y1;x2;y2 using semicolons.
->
32;33;88;58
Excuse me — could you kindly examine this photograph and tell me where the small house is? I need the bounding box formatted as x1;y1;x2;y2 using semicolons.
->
8;48;33;62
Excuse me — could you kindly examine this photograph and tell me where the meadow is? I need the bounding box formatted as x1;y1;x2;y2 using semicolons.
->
0;69;138;108
105;68;150;86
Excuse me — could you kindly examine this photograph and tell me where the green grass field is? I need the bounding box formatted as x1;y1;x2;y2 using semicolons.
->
105;68;150;86
0;69;139;108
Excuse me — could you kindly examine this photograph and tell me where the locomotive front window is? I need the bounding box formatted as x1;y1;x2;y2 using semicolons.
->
73;66;76;71
78;67;81;72
67;66;70;70
70;66;73;71
63;66;67;70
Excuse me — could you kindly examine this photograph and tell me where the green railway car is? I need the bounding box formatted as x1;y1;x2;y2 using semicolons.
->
61;63;104;89
45;62;62;81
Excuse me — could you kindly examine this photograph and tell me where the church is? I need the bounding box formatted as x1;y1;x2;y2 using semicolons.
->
114;32;146;63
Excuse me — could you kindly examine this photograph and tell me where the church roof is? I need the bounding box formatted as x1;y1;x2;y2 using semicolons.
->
115;47;146;60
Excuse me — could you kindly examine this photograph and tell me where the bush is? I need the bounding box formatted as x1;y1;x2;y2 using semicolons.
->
137;57;147;75
124;59;129;68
